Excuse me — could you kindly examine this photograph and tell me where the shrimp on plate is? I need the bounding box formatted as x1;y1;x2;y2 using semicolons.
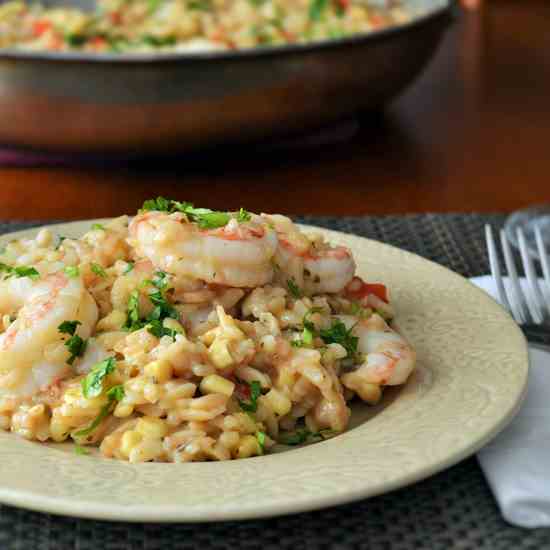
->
129;211;278;288
262;214;356;295
0;272;98;398
338;313;416;400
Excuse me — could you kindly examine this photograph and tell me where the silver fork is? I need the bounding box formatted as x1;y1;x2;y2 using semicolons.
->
485;224;550;349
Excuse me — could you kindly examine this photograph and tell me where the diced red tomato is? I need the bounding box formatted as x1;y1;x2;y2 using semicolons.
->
234;382;250;401
32;20;52;37
109;11;122;25
345;276;389;303
91;36;107;50
337;0;350;10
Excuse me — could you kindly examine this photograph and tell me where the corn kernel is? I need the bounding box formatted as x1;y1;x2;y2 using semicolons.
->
50;418;70;442
129;438;163;463
113;402;134;418
263;388;292;416
96;310;127;332
144;360;173;384
356;382;382;404
135;417;168;439
200;374;235;397
120;430;143;458
208;338;234;368
219;430;240;451
237;435;261;458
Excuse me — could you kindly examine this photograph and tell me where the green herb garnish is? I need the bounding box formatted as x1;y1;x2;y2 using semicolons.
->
256;431;266;454
187;0;211;10
106;384;125;402
81;357;116;399
141;34;177;46
64;266;80;278
0;263;40;280
287;278;302;299
239;380;262;413
123;261;134;274
73;401;113;438
146;319;179;340
319;319;358;358
65;33;86;47
91;263;107;278
91;223;105;231
74;444;90;455
309;0;328;21
124;290;142;331
13;266;40;280
73;378;124;438
58;319;87;364
58;320;81;336
141;197;253;230
236;208;252;223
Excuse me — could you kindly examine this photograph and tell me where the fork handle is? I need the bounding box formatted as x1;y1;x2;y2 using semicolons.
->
522;324;550;350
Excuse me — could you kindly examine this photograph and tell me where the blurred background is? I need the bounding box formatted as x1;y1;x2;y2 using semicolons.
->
1;0;549;219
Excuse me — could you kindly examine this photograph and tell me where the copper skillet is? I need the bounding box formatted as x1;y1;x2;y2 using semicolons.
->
0;0;454;153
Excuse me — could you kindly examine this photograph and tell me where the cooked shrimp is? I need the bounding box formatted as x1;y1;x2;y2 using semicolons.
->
0;272;98;397
338;313;415;388
263;214;356;295
128;211;278;288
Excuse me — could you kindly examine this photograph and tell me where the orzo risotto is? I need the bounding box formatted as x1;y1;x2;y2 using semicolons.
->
0;0;411;52
0;199;415;463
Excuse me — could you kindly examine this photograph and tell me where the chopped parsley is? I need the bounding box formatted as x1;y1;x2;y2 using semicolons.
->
239;380;262;413
146;319;180;340
309;0;328;21
64;265;80;278
58;320;81;336
291;307;323;348
106;384;125;402
319;319;358;359
236;208;252;223
74;444;90;455
187;0;211;10
124;290;143;331
91;223;105;231
73;378;124;438
91;263;107;278
279;428;337;446
124;272;179;333
73;401;112;438
81;357;116;399
0;263;40;280
65;33;86;46
140;197;251;230
286;278;302;299
256;431;266;454
141;34;177;46
123;261;134;274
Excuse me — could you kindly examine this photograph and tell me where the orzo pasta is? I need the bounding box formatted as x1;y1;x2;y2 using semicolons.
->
0;0;412;53
0;199;415;463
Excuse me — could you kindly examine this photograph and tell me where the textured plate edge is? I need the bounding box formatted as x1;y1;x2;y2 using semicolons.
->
0;219;530;523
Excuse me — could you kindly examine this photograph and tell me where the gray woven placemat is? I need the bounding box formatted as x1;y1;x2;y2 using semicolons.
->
1;213;548;550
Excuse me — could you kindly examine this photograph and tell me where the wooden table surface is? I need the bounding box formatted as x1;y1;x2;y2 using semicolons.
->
1;0;549;221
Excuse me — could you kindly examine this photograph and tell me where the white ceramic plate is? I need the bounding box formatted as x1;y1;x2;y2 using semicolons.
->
0;221;528;522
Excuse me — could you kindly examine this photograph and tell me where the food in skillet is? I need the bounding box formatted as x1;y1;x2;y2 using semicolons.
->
0;0;411;52
0;199;415;462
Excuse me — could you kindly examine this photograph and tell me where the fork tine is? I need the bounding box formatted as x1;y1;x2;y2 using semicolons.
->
535;224;550;318
485;225;517;320
500;228;531;323
517;227;544;323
